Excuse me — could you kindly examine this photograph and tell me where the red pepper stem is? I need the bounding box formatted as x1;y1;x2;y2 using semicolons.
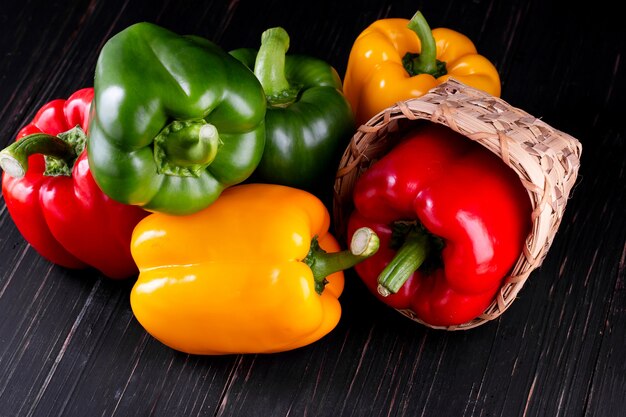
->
306;227;380;294
0;133;77;178
253;27;299;107
377;227;430;297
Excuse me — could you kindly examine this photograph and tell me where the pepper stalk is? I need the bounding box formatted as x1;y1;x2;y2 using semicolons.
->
0;126;86;178
253;27;301;107
402;11;447;78
153;120;222;177
376;222;440;297
305;227;380;294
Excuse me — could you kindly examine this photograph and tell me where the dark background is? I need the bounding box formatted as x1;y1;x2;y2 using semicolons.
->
0;1;624;416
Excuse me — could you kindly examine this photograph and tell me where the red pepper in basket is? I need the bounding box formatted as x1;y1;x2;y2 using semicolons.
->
347;123;532;326
0;88;147;279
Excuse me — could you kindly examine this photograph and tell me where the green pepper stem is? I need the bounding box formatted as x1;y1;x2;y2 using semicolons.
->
402;11;447;78
0;133;77;178
153;120;221;176
306;227;380;294
377;227;430;297
253;27;299;106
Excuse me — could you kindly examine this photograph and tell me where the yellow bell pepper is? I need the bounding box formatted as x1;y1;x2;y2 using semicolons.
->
343;11;501;125
129;183;379;355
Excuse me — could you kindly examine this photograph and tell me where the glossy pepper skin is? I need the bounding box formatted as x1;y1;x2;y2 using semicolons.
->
230;27;354;191
0;88;147;279
347;123;531;327
130;183;378;355
88;22;267;215
343;11;501;125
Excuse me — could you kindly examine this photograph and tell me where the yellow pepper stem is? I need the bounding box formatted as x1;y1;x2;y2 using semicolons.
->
402;11;447;78
305;227;379;294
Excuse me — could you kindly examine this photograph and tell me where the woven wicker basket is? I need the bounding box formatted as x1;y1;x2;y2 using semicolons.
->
333;78;582;330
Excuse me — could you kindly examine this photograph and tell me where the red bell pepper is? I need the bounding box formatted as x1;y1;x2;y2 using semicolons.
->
0;88;147;279
347;123;532;326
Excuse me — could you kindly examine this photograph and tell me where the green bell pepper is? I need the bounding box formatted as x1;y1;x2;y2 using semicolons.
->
230;27;354;191
88;22;267;215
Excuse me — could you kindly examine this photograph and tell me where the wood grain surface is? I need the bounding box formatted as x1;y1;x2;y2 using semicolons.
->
0;1;624;416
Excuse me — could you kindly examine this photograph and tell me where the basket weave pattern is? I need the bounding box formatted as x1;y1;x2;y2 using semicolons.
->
334;79;582;330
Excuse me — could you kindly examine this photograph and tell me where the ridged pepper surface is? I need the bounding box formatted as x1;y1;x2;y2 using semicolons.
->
88;22;267;215
130;183;379;354
230;27;354;192
343;11;501;125
0;88;147;278
347;123;531;326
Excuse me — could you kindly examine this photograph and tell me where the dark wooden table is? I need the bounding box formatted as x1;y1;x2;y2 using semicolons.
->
0;1;623;416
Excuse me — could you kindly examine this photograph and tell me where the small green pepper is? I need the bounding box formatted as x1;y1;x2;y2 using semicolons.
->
88;22;267;215
230;27;354;192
